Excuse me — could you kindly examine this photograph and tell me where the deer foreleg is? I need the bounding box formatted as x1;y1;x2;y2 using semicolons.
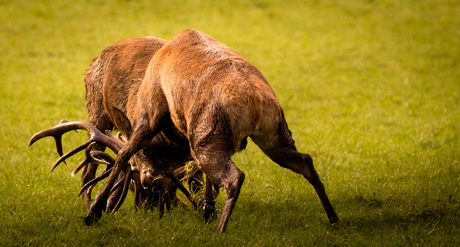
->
166;173;197;210
203;176;217;222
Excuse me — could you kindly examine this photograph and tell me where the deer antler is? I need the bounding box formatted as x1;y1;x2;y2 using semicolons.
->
29;120;123;172
75;143;116;197
71;142;114;177
30;120;198;216
29;121;130;208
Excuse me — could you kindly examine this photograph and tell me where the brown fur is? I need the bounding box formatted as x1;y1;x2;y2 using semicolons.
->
87;29;339;233
85;36;165;131
83;36;198;211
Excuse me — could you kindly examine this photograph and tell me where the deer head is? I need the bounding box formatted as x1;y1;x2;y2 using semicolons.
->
29;118;197;216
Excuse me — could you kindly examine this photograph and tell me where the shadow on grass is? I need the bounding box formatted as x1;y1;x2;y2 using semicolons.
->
221;193;460;235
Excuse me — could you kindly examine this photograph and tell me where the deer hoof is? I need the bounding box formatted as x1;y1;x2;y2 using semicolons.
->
85;201;105;225
84;214;95;226
84;209;103;225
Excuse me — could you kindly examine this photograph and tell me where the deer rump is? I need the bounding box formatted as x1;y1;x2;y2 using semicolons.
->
85;29;338;233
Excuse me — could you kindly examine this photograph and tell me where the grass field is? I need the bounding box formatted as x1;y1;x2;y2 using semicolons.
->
1;0;459;246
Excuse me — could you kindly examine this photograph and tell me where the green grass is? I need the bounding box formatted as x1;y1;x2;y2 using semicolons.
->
1;0;459;245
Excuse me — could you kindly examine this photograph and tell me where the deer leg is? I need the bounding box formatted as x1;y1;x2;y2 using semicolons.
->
164;185;172;212
260;145;339;225
158;187;165;219
81;163;98;210
250;116;339;225
195;152;245;234
215;160;244;234
203;176;217;222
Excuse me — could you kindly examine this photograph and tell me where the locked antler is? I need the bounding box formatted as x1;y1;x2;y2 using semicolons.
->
29;120;123;171
29;120;197;215
29;120;131;211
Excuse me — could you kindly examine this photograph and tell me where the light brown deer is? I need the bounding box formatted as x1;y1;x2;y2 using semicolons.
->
84;29;339;233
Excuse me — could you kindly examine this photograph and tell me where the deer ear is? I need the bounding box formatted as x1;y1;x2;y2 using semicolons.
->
112;107;133;140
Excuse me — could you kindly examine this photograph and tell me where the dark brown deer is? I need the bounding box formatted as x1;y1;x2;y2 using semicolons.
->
82;36;217;217
29;119;199;215
81;36;167;210
30;37;201;214
84;29;339;233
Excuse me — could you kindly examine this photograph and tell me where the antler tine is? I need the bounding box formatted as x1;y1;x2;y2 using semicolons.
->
78;167;114;196
111;165;133;214
110;172;126;194
28;120;70;163
87;145;113;166
29;120;73;149
50;140;93;172
71;143;115;177
105;130;126;146
29;121;124;172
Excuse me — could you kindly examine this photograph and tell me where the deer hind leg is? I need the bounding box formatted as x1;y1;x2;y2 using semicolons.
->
251;125;339;225
81;162;98;210
193;149;245;234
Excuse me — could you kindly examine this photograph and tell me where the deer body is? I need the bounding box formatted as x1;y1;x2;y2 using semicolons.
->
87;29;338;233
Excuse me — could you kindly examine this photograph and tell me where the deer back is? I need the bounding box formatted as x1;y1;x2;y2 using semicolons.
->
137;29;284;152
84;36;167;126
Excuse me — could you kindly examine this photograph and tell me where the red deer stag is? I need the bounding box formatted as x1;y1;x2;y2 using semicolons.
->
84;29;339;233
30;37;200;215
81;36;168;210
81;36;215;216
